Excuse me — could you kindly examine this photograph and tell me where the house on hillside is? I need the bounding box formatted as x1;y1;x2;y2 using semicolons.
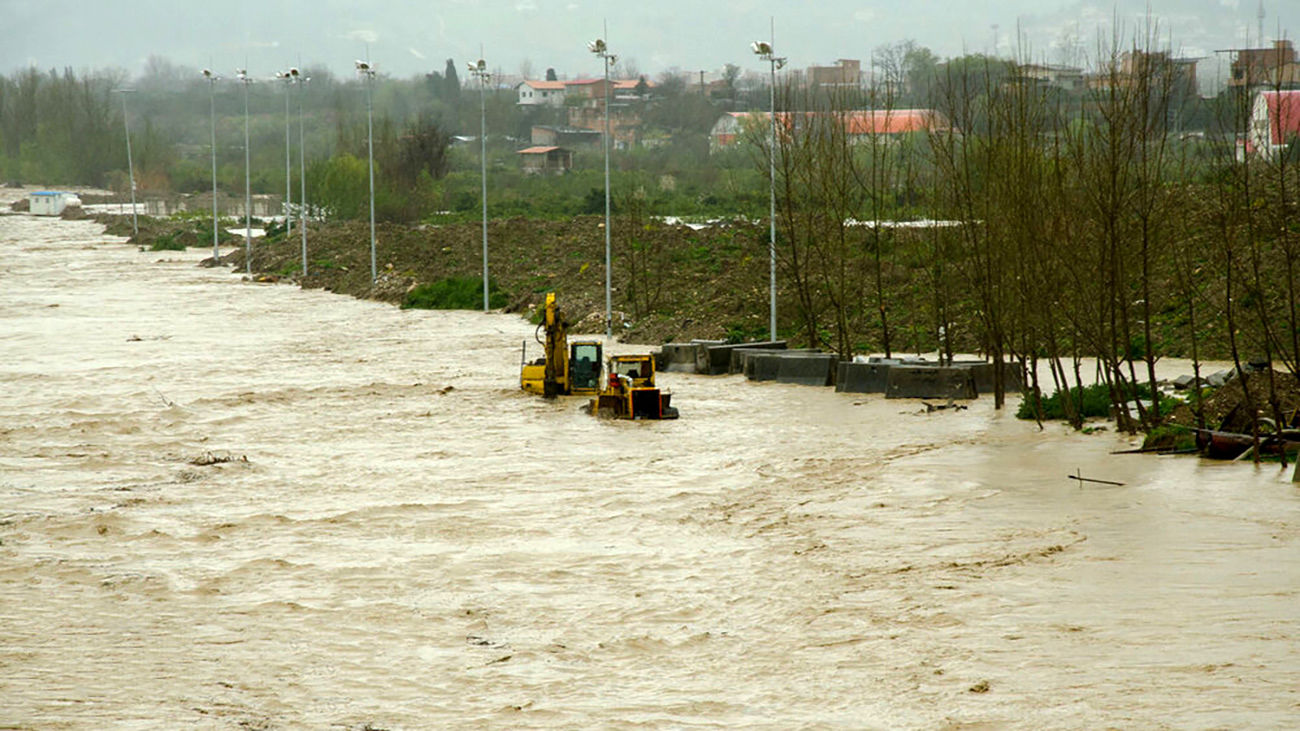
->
516;80;569;107
1248;89;1300;160
531;125;603;148
518;146;573;174
709;109;950;152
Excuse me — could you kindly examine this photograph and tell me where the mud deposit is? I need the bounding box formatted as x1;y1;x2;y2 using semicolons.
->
1;208;1298;729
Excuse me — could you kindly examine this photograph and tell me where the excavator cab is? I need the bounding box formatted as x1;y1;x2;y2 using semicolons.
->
568;341;603;394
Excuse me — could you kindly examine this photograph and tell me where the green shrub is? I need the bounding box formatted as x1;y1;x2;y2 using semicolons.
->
402;276;508;310
1017;382;1179;421
149;234;186;251
1142;425;1197;452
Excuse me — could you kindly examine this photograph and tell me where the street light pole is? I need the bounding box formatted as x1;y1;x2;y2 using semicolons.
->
279;71;293;236
290;67;309;277
468;56;491;312
202;70;220;262
752;25;786;342
115;89;139;237
356;59;377;285
237;68;252;276
588;33;616;339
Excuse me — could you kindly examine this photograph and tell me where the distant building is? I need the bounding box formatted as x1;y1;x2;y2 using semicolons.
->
28;191;80;216
710;109;949;151
1086;50;1199;96
1013;63;1085;92
517;146;573;174
1227;40;1300;88
531;125;603;148
1248;90;1300;160
807;59;861;87
516;80;569;107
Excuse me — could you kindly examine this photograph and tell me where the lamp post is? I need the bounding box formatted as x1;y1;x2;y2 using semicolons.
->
236;68;253;276
201;70;220;262
588;34;616;339
290;67;309;277
355;59;377;285
114;88;139;237
276;71;293;236
752;29;786;342
468;57;491;312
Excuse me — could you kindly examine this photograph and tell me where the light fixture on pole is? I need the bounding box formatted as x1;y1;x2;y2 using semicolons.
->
114;88;139;237
201;70;220;263
751;29;785;342
276;71;293;237
587;34;616;339
236;68;253;276
467;56;491;312
355;58;377;285
290;67;309;277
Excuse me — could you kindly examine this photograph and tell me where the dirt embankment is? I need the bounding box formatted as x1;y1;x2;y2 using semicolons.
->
107;214;775;344
1163;369;1300;432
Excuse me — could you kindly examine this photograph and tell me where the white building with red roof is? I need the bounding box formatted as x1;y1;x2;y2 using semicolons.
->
516;79;569;107
1250;90;1300;160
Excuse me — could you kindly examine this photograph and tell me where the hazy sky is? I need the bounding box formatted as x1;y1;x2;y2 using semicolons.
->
2;0;1297;83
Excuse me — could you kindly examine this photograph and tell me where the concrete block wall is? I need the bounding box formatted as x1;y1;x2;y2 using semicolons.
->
885;366;978;400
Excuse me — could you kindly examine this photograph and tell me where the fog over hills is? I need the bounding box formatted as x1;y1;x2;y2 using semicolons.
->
2;0;1296;85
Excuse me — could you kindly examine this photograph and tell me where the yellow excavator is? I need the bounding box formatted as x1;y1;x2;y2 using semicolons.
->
520;293;679;419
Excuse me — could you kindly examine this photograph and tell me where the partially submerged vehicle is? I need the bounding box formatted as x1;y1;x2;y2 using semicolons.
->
588;353;679;420
519;293;679;420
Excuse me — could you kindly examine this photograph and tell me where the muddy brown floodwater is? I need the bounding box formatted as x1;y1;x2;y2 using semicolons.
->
1;205;1298;730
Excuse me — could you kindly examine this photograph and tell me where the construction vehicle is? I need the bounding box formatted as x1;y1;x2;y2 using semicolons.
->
519;293;679;420
520;293;603;398
588;353;679;419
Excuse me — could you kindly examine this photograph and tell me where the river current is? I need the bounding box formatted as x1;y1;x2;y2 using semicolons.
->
1;202;1296;729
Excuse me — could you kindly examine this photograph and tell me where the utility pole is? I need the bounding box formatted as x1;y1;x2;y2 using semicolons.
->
752;21;786;342
202;70;219;262
468;55;492;312
237;68;253;276
589;28;616;339
356;58;377;285
114;89;139;237
279;71;293;236
290;67;309;276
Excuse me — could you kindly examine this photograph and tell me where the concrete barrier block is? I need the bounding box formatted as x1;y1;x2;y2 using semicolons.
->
696;340;787;375
657;342;702;373
836;361;892;393
691;340;727;374
749;352;784;381
777;353;838;387
885;366;977;400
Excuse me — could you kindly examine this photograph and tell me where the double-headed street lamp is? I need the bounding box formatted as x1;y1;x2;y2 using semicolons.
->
355;59;378;285
201;69;220;262
236;68;253;276
467;57;492;313
289;67;309;277
114;88;139;237
275;71;294;237
588;35;615;339
751;32;786;343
